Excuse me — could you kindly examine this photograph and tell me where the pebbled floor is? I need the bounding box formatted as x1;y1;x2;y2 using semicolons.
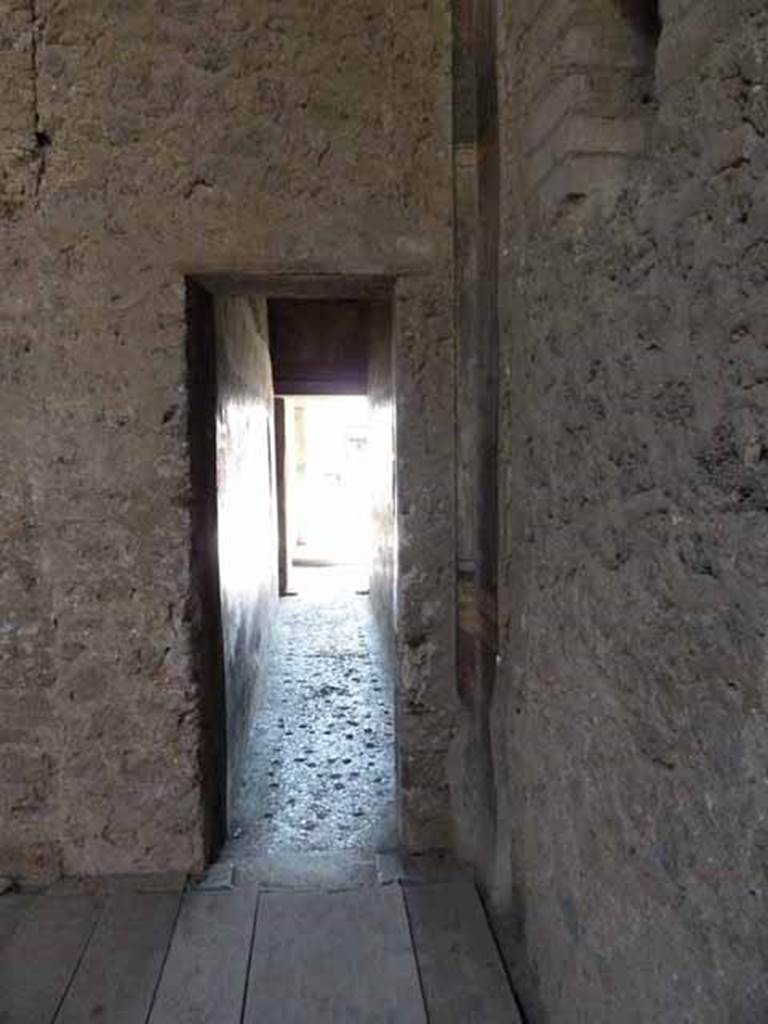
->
229;568;396;857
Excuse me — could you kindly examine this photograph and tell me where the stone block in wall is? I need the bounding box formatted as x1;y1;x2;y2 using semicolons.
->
535;151;641;208
401;745;453;852
530;114;647;194
520;1;659;213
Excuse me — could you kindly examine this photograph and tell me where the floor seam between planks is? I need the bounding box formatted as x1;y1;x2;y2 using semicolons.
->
239;892;261;1024
399;880;432;1024
142;887;186;1023
473;882;529;1023
49;896;104;1024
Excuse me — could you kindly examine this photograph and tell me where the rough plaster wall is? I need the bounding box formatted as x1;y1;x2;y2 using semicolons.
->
0;0;454;879
395;271;457;851
214;295;277;822
486;0;768;1020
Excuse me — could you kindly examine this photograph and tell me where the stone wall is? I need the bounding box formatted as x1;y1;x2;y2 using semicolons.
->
480;0;768;1019
214;295;278;822
394;271;457;850
0;0;455;880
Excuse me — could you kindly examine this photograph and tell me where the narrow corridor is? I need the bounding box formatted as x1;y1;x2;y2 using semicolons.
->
228;567;396;860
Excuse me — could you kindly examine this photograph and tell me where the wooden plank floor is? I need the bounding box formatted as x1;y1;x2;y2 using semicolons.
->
0;892;102;1024
149;887;259;1024
0;895;35;953
245;886;425;1024
404;880;522;1023
0;877;518;1023
55;891;181;1024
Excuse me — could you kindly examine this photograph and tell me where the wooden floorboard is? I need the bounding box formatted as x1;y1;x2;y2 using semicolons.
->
0;876;523;1024
0;892;102;1024
54;890;181;1024
148;887;259;1024
404;880;522;1024
0;895;35;954
243;884;426;1024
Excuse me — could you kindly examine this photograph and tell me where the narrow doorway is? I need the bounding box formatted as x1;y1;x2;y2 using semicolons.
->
186;280;397;877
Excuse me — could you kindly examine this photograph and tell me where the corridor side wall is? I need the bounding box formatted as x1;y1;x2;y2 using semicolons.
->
368;304;396;647
214;296;278;821
487;1;768;1020
0;1;454;879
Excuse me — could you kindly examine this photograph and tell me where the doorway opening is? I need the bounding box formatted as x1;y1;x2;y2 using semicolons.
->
280;395;372;598
186;278;398;877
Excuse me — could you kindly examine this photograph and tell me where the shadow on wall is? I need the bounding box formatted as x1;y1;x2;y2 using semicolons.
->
614;0;662;48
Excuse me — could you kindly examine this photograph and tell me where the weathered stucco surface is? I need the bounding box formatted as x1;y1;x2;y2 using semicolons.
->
479;1;768;1020
0;0;455;879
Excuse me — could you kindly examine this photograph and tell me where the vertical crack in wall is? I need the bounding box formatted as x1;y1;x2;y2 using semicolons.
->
28;0;48;199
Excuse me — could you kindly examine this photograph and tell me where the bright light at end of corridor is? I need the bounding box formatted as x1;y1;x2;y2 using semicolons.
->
287;395;373;572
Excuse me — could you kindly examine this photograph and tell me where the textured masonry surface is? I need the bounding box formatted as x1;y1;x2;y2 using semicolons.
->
478;1;768;1020
0;0;455;880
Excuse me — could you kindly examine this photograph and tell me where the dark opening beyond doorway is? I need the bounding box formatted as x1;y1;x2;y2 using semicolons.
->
186;279;398;876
